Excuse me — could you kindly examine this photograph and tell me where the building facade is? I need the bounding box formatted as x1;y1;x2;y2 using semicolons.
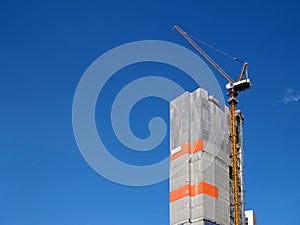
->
169;87;246;225
245;210;256;225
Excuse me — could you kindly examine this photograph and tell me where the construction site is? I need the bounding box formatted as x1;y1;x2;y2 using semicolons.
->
169;26;257;225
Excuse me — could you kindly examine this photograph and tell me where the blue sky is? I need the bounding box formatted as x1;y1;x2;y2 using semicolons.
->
1;0;300;224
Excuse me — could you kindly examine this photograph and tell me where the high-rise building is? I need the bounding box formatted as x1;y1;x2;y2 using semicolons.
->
169;87;246;225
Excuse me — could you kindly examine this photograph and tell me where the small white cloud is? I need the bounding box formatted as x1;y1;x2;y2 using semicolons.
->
276;88;300;105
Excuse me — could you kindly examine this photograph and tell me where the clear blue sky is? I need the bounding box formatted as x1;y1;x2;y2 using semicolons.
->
1;0;300;224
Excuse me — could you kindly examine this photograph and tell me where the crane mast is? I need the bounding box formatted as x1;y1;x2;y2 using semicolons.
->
174;25;251;225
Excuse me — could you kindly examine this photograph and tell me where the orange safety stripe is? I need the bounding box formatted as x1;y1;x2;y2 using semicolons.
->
170;182;218;202
170;139;203;161
169;184;190;203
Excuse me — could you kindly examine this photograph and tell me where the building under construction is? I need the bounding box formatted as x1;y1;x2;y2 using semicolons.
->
170;25;254;225
169;87;246;225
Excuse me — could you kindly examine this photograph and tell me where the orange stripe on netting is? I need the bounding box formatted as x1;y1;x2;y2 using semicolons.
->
170;139;203;161
169;184;190;203
170;182;218;202
191;182;218;199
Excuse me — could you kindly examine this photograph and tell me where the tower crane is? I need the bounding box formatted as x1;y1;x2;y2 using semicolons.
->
174;25;251;225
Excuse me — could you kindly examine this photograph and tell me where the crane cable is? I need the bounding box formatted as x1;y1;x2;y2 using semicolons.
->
186;33;245;64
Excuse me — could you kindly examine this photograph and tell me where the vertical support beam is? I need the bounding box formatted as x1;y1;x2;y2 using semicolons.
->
228;90;240;225
236;110;246;225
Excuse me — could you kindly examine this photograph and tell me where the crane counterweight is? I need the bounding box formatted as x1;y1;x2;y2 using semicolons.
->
226;79;252;92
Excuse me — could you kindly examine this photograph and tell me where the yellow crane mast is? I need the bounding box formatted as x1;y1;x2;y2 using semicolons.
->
174;25;251;225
